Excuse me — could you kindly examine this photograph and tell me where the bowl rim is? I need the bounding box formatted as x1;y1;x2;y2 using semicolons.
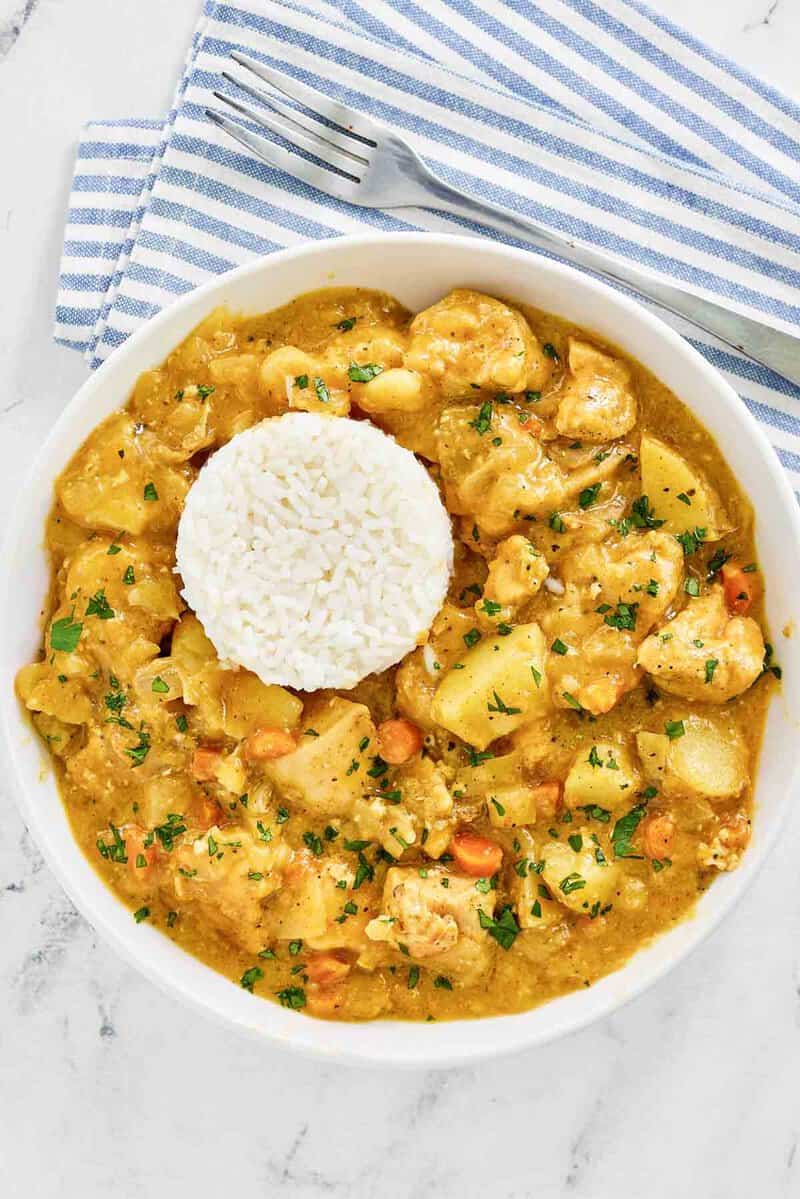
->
4;230;800;1068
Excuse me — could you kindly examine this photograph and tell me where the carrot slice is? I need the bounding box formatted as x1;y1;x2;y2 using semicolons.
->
244;726;297;761
191;746;223;781
641;813;675;859
376;718;423;765
450;830;503;877
721;561;757;616
305;950;352;987
530;780;562;821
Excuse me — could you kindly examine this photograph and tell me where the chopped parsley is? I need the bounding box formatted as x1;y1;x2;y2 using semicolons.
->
151;676;169;694
578;483;601;509
50;614;83;653
175;714;188;733
463;628;482;649
487;691;522;716
551;638;568;655
336;316;357;331
302;831;324;857
125;729;151;768
611;805;647;859
665;719;685;739
348;362;384;383
469;401;493;436
705;658;719;684
240;966;263;993
294;374;309;389
122;566;135;585
143;482;158;502
603;602;638;631
675;527;707;556
313;377;330;404
478;905;520;950
559;873;586;895
133;906;150;923
549;511;566;534
85;590;115;620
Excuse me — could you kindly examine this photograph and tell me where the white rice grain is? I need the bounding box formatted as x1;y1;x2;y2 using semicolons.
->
176;413;453;691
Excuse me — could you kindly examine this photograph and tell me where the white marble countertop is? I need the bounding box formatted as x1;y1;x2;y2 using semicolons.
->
2;2;800;1196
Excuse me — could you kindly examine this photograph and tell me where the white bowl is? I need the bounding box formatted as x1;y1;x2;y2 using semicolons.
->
3;233;799;1067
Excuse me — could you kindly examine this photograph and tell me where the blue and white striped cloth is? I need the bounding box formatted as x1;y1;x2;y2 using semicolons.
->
55;0;800;488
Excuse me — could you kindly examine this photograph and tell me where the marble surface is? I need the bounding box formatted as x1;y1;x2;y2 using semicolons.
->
2;2;800;1196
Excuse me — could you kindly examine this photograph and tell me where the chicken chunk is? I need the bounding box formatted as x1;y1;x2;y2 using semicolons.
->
483;535;549;609
560;530;684;635
437;403;568;537
544;618;640;716
637;586;765;702
57;412;192;535
263;697;377;818
353;755;455;859
555;340;637;442
406;289;553;398
265;850;374;952
698;812;751;872
170;824;292;954
365;866;496;985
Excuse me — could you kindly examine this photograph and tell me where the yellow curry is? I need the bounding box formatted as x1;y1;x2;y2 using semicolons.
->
17;286;776;1021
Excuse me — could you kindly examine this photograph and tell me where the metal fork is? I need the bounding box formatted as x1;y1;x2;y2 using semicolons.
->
207;51;800;389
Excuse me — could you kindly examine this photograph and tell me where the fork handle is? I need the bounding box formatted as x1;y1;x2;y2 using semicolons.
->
419;175;800;389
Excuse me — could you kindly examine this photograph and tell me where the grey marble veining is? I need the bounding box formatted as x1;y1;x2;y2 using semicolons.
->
1;2;799;1196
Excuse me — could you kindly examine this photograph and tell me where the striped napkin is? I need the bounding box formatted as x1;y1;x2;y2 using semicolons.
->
55;0;800;489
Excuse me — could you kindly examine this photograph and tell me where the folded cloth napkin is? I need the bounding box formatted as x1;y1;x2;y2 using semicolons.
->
56;0;800;487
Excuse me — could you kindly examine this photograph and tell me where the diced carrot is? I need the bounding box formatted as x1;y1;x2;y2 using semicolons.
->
190;792;225;832
530;780;562;821
305;950;352;987
450;830;504;877
191;746;223;782
721;561;757;616
243;726;297;761
376;718;424;765
306;984;347;1018
124;825;161;881
641;812;676;859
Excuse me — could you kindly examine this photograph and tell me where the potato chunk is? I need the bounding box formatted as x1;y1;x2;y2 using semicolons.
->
431;622;550;749
218;671;302;738
639;435;727;538
636;719;747;800
540;836;619;914
668;716;748;800
407;289;552;397
563;741;639;812
263;697;376;818
555;340;637;442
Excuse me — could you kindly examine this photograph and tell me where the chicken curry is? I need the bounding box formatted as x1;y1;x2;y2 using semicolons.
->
17;286;777;1022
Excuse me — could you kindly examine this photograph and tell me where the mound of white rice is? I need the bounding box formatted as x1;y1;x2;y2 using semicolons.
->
176;413;453;691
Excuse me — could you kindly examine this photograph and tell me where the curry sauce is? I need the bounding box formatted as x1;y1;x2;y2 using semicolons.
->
17;286;775;1022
